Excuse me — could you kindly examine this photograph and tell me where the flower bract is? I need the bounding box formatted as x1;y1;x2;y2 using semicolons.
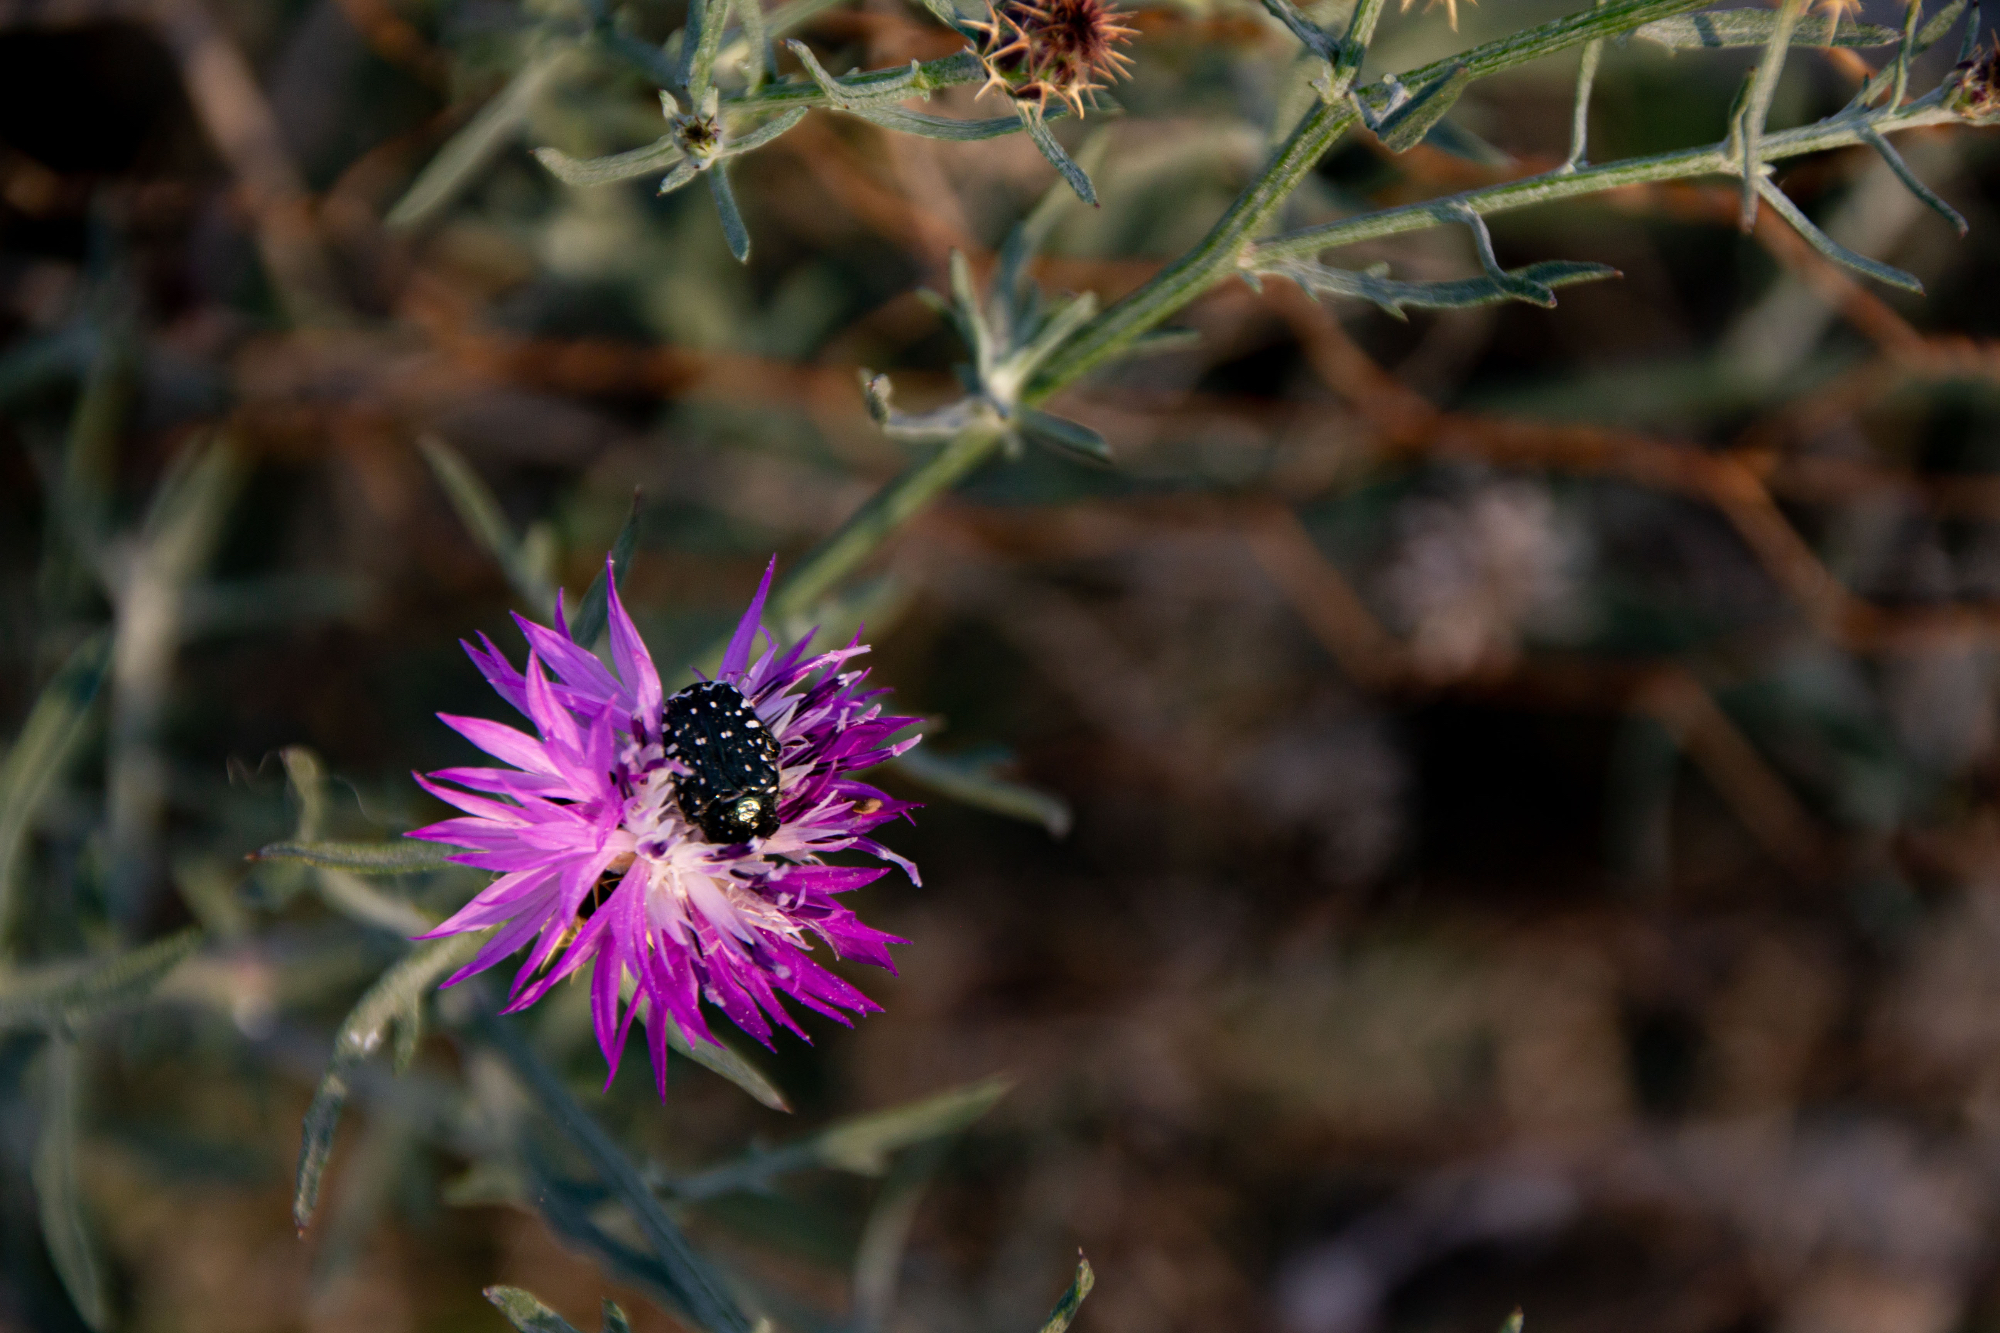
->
409;558;921;1093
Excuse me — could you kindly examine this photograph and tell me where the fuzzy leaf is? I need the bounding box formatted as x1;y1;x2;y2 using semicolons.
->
1755;177;1924;292
392;51;578;228
0;928;204;1032
709;170;753;262
1375;65;1473;153
888;745;1075;834
567;492;643;648
1039;1257;1095;1333
0;632;110;942
1013;409;1112;469
534;138;686;187
1019;111;1098;205
33;1038;111;1332
482;1013;757;1333
663;1019;792;1111
486;1287;587;1333
1858;122;1968;236
294;934;479;1230
665;1076;1012;1198
722;106;809;155
1260;256;1620;318
1636;7;1898;47
254;839;458;874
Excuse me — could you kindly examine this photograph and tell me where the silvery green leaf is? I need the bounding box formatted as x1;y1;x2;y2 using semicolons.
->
786;42;927;108
1019;110;1098;205
1635;8;1898;47
294;934;479;1230
481;1014;757;1333
1755;178;1923;292
831;102;1039;140
888;744;1075;834
1422;116;1513;166
419;435;556;615
34;1038;111;1332
567;491;643;648
1858;122;1968;235
0;631;109;944
710;170;753;262
662;1017;791;1110
949;251;995;373
722;106;808;156
486;1287;588;1333
658;158;702;197
1011;292;1099;381
534;137;686;186
664;1076;1012;1198
1260;255;1620;317
254;839;457;874
1039;1258;1095;1333
1122;327;1203;358
0;928;204;1032
603;1301;633;1333
1375;65;1472;153
1014;407;1113;470
390;50;579;229
1258;0;1340;59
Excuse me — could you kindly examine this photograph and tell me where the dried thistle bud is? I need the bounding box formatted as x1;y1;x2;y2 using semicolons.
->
1398;0;1475;33
1950;36;2000;121
969;0;1137;116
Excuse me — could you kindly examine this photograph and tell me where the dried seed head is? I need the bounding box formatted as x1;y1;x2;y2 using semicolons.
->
970;0;1137;116
1951;36;2000;121
1398;0;1475;33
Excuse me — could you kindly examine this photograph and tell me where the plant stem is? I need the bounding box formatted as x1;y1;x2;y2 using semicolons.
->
767;423;1007;624
1249;100;1963;264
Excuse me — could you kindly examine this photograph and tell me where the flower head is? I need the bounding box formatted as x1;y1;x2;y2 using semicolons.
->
409;558;921;1093
969;0;1137;116
1952;36;2000;121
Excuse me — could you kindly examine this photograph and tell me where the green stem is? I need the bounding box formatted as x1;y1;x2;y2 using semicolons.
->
766;424;1006;624
1249;99;1962;264
1564;0;1608;170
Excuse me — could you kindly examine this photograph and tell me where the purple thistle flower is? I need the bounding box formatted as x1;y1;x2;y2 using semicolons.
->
408;558;921;1093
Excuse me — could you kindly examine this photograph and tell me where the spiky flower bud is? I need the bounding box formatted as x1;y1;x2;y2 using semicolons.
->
969;0;1137;116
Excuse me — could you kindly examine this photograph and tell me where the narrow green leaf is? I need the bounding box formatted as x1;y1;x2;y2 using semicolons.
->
1259;256;1619;317
419;435;556;616
1756;177;1924;292
1635;8;1898;47
659;159;702;196
834;103;1040;140
710;169;753;263
1854;0;1965;104
482;1012;757;1333
253;839;458;874
889;745;1076;833
293;933;478;1230
534;137;686;187
667;1076;1012;1199
602;1301;633;1333
0;632;110;951
1738;0;1807;227
722;106;809;156
392;49;578;228
1258;0;1339;59
0;928;203;1032
486;1286;588;1333
1375;65;1472;153
1858;122;1968;235
1039;1257;1095;1333
33;1038;111;1332
567;491;643;648
664;1019;793;1111
1019;111;1098;205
